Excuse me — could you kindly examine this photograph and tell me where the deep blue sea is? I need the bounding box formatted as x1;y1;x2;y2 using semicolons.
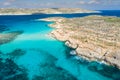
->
0;10;120;80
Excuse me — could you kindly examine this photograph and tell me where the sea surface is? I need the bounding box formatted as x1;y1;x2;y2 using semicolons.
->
0;10;120;80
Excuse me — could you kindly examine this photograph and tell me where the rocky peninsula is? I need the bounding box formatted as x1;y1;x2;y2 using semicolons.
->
0;8;99;15
42;16;120;68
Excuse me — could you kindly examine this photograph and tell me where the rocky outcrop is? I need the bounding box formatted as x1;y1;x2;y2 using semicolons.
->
43;16;120;69
105;50;120;68
65;40;78;49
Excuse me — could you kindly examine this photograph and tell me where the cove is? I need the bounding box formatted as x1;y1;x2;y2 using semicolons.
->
0;12;120;80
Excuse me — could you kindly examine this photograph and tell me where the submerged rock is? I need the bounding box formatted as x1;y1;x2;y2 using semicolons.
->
36;64;77;80
8;49;26;59
70;50;77;55
0;25;9;32
0;57;28;80
0;31;23;45
88;61;120;80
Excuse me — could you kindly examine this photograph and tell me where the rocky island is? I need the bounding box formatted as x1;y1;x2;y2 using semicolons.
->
42;15;120;68
0;8;99;15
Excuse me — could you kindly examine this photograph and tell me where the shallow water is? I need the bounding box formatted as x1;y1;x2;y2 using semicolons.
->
0;13;120;80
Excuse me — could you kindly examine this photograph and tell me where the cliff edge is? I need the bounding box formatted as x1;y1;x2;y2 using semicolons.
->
42;16;120;68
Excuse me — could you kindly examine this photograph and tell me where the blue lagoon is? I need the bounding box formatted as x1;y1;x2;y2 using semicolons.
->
0;11;120;80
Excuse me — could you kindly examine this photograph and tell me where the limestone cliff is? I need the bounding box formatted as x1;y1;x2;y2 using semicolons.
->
42;16;120;68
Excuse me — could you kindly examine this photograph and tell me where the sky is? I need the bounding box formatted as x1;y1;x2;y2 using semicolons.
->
0;0;120;10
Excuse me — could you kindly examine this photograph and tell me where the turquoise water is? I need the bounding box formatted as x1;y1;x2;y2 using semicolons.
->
0;16;120;80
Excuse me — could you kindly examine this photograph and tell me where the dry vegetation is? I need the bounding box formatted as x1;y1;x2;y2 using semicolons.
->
51;16;120;49
44;15;120;68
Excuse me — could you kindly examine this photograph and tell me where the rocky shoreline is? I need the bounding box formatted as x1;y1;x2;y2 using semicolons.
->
42;16;120;69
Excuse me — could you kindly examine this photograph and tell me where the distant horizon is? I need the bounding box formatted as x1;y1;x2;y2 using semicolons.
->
0;8;120;11
0;0;120;10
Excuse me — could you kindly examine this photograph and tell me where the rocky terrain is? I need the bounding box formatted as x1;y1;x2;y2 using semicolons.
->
42;15;120;68
0;8;99;15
